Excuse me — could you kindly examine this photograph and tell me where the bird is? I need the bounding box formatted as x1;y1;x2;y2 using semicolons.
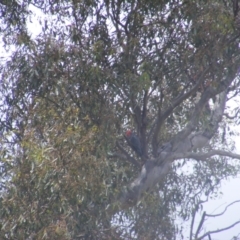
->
125;130;143;157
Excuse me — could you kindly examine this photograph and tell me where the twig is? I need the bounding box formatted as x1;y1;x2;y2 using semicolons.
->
197;220;240;240
108;141;141;168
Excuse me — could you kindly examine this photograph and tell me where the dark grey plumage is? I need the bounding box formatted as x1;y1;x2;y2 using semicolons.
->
125;130;143;157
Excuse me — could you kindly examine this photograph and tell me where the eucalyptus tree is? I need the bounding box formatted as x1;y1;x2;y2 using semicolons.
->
0;0;240;239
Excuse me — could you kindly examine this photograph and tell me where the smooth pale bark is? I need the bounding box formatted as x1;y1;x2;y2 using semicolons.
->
115;90;240;210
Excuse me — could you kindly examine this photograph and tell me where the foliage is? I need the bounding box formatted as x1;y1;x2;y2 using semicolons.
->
0;0;240;239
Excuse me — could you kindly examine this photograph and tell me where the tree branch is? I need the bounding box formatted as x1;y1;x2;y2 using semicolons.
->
107;141;141;168
161;67;210;122
171;150;240;161
140;90;148;157
151;67;210;155
205;200;240;218
150;89;163;156
172;89;227;152
190;206;199;240
114;80;238;211
224;111;239;120
197;220;240;240
195;211;206;238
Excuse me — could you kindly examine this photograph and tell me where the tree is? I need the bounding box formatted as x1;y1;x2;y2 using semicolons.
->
0;0;240;239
